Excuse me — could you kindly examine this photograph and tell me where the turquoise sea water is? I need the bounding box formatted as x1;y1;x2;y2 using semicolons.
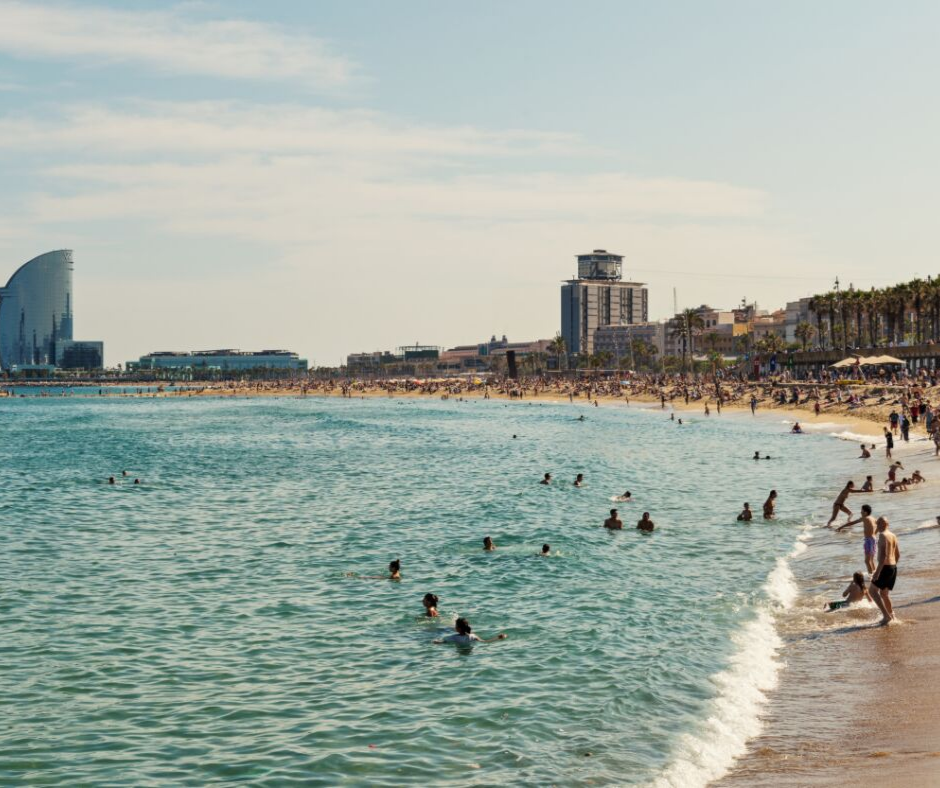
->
1;396;856;786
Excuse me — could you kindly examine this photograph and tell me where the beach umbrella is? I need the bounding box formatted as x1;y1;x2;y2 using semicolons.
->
830;357;859;368
866;355;904;366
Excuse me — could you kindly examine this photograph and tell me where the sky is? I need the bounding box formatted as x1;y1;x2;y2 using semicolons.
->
1;1;939;366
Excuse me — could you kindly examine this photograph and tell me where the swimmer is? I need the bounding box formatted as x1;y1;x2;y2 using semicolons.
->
574;473;584;487
134;478;141;485
540;473;552;485
670;413;675;421
577;415;585;422
859;444;871;459
737;503;753;521
539;544;551;556
825;572;872;611
791;422;803;434
763;490;777;520
677;418;683;425
861;475;873;492
483;536;496;551
422;593;440;617
613;490;633;503
637;512;655;531
753;451;761;460
122;470;128;477
108;476;115;485
434;617;507;645
888;478;909;493
372;559;401;580
604;509;623;530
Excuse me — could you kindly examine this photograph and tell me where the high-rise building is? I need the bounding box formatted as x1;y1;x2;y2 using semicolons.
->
560;249;648;356
0;250;104;371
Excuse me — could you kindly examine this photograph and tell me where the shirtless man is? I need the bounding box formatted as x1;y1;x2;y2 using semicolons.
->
861;475;874;492
574;473;584;487
826;481;859;526
637;512;655;531
737;503;753;521
870;517;900;625
837;503;877;574
604;509;623;530
540;472;552;485
763;490;778;520
859;444;871;459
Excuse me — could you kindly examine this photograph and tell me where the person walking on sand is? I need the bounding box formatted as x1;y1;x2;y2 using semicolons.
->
883;427;894;459
889;410;900;436
826;481;859;527
604;509;623;530
870;517;900;625
763;490;777;520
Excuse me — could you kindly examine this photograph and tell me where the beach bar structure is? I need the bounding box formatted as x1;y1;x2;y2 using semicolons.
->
792;345;940;376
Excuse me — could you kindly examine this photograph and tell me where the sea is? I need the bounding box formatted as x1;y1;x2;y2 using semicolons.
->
2;392;936;786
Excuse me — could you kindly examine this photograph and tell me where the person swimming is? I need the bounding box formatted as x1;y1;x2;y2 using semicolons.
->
791;422;803;434
134;478;141;485
859;443;871;459
349;559;401;580
539;544;551;556
483;536;496;551
108;476;116;484
540;472;552;485
637;512;655;531
826;572;872;611
604;509;623;529
434;617;507;645
861;475;873;492
574;473;584;487
422;593;440;617
737;503;753;521
613;490;632;502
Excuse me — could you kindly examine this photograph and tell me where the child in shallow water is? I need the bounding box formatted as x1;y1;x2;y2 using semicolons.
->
434;617;507;645
826;572;872;611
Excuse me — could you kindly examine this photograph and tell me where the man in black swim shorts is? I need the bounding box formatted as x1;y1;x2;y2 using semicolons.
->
870;517;900;625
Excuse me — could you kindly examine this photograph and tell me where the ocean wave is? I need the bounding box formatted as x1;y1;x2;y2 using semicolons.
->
828;430;883;443
651;551;797;787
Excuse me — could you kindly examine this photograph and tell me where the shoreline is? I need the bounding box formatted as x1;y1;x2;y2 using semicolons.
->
712;409;940;787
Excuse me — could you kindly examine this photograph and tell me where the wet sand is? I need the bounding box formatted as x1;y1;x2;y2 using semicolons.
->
715;569;940;786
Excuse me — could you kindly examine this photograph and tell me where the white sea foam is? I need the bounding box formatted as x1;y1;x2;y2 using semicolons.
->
828;429;883;444
651;550;798;788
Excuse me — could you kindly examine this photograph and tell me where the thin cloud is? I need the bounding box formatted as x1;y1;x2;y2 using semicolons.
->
0;102;582;159
0;1;356;88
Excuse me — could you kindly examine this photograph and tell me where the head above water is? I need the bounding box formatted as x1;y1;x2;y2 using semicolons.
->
455;617;472;635
389;559;401;573
483;536;494;549
623;491;631;498
422;593;439;609
541;544;550;554
610;509;618;517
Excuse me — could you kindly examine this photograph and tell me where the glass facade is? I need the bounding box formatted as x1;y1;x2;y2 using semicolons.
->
0;250;74;370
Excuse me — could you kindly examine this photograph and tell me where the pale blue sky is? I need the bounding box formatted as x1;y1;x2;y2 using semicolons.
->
1;1;938;365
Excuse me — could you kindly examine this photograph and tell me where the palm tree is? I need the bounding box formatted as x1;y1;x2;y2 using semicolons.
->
794;321;816;351
549;334;567;371
670;308;705;370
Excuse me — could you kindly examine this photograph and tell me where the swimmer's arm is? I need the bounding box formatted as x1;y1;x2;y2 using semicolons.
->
479;633;508;643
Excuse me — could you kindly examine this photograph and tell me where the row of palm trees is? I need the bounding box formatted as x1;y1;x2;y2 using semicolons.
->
808;278;940;351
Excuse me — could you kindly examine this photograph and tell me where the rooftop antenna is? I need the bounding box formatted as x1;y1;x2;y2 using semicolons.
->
673;287;678;316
